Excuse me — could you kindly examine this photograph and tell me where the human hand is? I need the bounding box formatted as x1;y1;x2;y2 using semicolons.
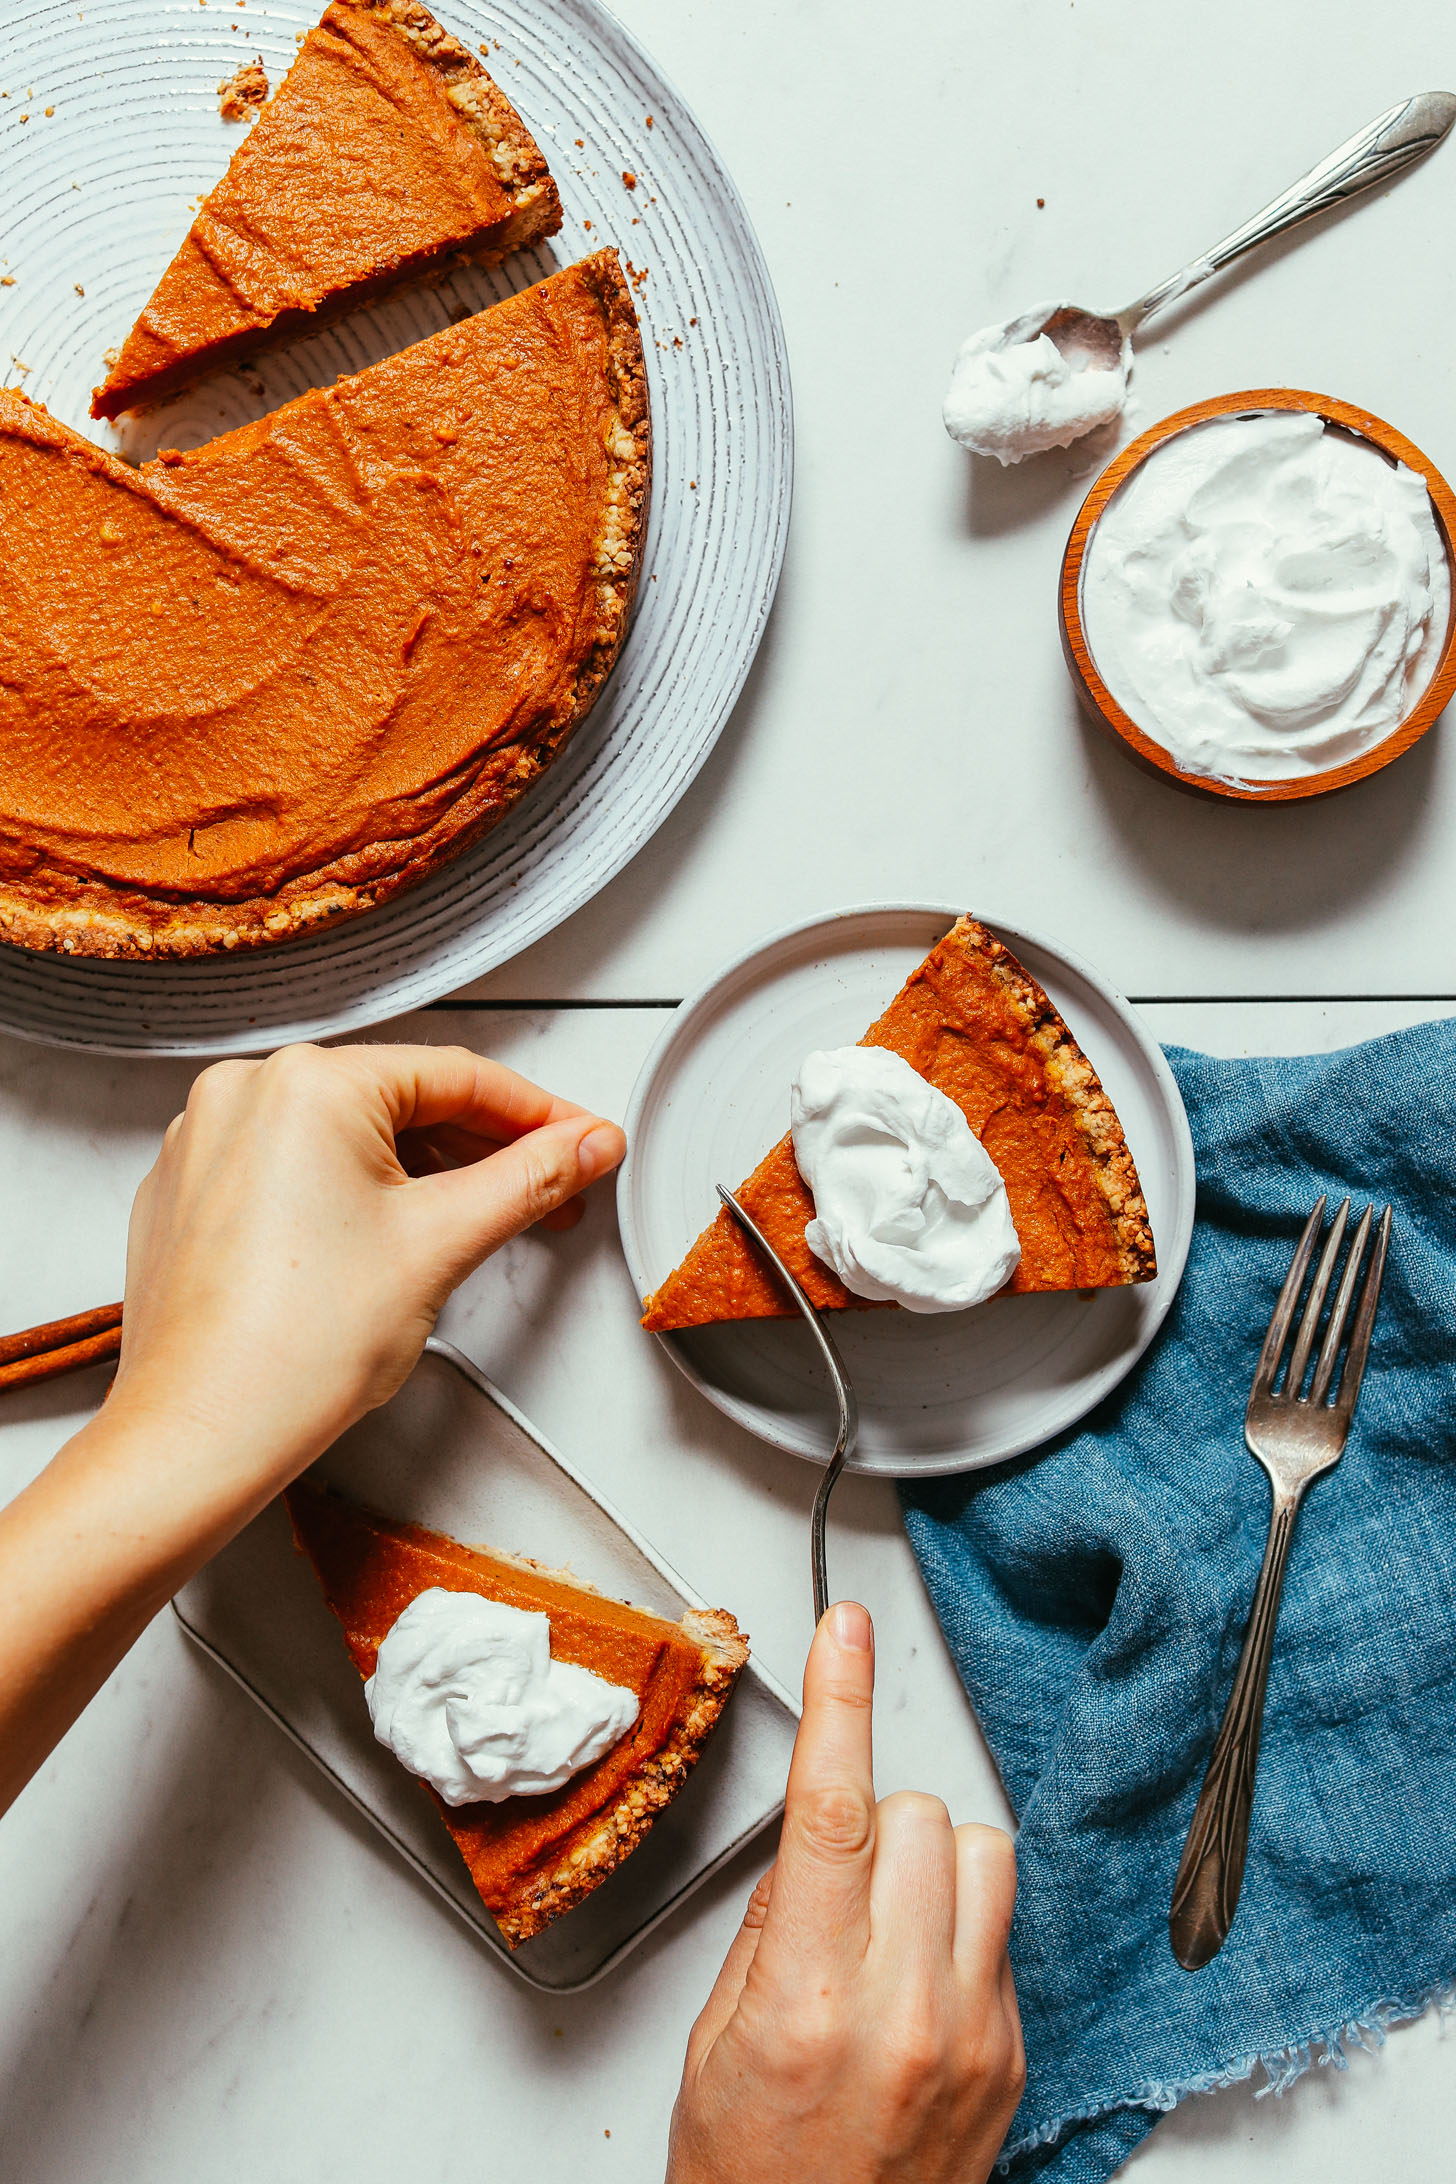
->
667;1603;1024;2184
110;1043;625;1494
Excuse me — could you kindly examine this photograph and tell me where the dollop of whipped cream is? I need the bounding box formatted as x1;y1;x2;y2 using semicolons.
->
1080;410;1451;783
790;1047;1021;1313
365;1587;639;1807
943;304;1130;465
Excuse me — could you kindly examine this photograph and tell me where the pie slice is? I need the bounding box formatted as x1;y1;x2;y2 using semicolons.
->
285;1481;749;1947
641;915;1157;1332
0;250;648;959
91;0;561;421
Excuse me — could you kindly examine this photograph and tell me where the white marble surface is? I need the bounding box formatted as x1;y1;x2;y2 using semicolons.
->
462;0;1456;1005
1;1000;1453;2182
5;0;1456;2172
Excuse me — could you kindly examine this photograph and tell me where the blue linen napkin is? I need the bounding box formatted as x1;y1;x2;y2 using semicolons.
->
901;1023;1456;2182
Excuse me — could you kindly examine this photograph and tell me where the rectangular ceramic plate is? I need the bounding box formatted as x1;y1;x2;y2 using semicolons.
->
172;1337;799;1992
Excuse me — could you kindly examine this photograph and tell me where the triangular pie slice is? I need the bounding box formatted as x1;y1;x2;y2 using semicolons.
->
0;250;648;959
285;1481;748;1947
91;0;561;420
641;915;1157;1332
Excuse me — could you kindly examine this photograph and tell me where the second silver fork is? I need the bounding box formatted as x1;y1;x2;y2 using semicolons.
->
1169;1194;1392;1971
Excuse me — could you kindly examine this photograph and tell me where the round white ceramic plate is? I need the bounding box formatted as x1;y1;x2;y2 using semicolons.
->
618;905;1197;1478
0;0;790;1054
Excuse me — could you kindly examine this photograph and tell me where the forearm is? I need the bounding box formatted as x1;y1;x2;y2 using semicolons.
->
0;1403;306;1816
0;1042;625;1821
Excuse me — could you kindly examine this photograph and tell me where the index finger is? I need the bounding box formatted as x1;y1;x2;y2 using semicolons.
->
756;1601;876;1972
333;1045;592;1141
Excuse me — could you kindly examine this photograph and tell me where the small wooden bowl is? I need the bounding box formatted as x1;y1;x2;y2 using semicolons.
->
1059;389;1456;802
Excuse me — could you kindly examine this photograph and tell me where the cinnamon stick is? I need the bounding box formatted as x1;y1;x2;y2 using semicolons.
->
0;1301;123;1371
0;1326;123;1391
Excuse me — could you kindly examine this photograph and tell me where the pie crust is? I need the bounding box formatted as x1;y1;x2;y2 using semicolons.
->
641;915;1157;1331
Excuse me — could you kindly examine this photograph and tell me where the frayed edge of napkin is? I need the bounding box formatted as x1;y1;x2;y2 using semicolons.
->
998;1976;1456;2173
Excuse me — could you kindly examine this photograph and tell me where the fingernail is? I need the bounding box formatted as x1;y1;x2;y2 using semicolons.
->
830;1600;872;1651
576;1121;625;1182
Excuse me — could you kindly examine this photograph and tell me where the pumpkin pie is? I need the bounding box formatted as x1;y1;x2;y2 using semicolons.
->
91;0;561;420
0;250;649;959
285;1480;749;1947
641;916;1156;1331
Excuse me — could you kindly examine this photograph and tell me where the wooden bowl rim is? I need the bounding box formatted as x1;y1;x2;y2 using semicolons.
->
1059;387;1456;804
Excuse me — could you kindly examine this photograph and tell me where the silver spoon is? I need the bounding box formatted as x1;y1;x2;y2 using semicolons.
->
716;1185;859;1623
1019;92;1456;377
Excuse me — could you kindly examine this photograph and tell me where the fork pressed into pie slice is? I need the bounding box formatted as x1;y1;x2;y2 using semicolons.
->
91;0;561;420
286;1481;749;1947
640;915;1157;1333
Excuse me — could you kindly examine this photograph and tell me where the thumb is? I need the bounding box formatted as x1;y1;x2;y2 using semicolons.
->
685;1864;776;2068
414;1113;625;1270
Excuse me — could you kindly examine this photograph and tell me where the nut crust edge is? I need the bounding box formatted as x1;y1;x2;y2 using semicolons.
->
488;1608;750;1949
946;914;1158;1286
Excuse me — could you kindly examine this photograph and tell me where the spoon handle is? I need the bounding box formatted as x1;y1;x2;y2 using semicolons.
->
1121;91;1456;334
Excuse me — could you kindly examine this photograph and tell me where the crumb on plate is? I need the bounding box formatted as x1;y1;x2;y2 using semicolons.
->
218;56;268;119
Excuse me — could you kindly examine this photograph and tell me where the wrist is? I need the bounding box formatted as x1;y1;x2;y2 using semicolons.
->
100;1365;335;1500
60;1383;321;1581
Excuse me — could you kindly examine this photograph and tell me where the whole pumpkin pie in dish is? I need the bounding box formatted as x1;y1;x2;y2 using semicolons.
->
91;0;561;421
0;250;649;959
285;1480;749;1948
641;915;1156;1331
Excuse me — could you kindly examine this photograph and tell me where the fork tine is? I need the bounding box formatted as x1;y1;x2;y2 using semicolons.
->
1308;1205;1373;1404
1283;1197;1349;1398
1334;1206;1392;1419
1250;1196;1327;1401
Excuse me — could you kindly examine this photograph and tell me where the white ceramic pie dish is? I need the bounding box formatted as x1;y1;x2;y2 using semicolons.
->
0;0;790;1054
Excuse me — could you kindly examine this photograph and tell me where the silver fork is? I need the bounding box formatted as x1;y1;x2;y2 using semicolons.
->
716;1185;859;1623
1169;1194;1392;1971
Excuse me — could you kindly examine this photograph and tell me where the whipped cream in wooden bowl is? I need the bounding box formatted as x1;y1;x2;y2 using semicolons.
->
1080;410;1450;785
1060;391;1456;802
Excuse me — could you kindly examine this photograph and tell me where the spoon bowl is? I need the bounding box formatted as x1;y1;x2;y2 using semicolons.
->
1037;304;1127;377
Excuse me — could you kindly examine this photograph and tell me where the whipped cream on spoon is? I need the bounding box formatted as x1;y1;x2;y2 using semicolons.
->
945;93;1456;464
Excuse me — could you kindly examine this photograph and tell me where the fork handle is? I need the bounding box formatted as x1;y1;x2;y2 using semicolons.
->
1169;1489;1301;1970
